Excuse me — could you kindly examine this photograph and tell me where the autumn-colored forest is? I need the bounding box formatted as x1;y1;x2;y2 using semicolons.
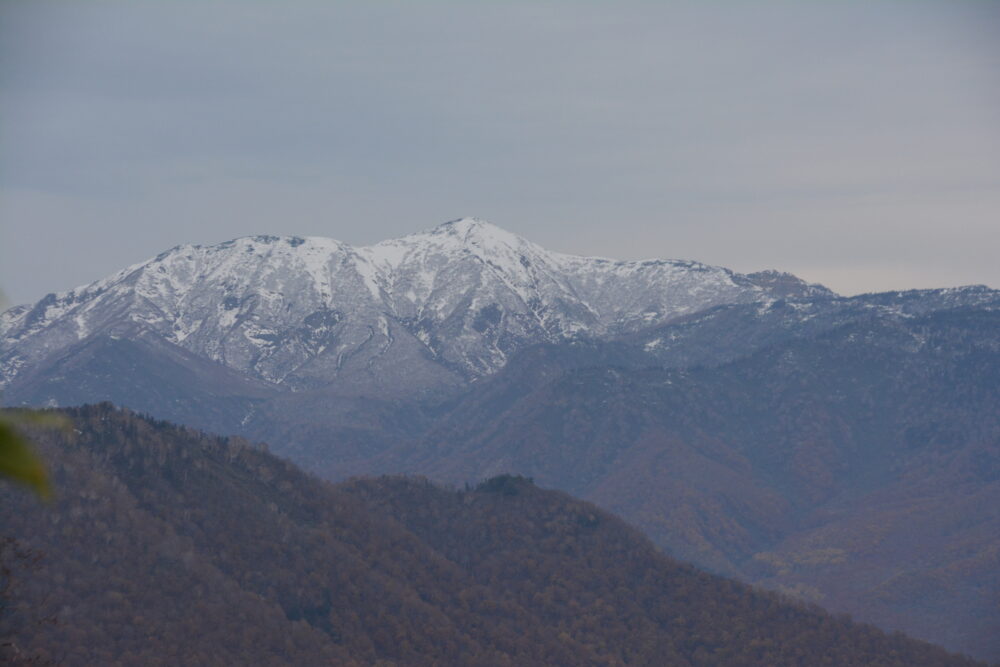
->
0;405;986;666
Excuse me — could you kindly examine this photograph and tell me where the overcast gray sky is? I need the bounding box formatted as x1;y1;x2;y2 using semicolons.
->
2;0;998;306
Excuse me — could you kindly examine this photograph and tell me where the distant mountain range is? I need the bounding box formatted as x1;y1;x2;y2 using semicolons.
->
2;220;997;660
0;406;982;666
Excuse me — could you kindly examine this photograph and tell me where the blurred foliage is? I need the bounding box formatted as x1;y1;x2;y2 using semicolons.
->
0;410;67;500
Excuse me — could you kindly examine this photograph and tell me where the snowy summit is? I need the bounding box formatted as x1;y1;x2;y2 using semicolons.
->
0;218;832;394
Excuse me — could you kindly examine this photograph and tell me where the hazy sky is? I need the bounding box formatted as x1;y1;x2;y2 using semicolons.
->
2;1;998;306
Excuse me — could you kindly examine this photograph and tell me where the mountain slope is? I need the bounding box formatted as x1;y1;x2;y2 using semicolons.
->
624;285;1000;370
0;406;981;666
398;302;1000;659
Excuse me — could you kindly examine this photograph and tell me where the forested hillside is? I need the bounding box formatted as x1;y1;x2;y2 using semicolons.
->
0;405;982;666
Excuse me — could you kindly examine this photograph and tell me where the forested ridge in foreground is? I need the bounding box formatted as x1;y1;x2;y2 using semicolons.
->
0;405;985;666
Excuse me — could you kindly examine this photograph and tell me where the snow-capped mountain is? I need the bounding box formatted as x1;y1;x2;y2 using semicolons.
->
0;218;832;394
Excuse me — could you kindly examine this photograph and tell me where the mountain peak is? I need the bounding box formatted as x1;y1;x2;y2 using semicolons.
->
363;217;540;268
425;217;528;248
436;216;494;233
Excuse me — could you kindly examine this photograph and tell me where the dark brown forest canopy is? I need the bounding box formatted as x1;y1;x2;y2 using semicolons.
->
0;405;984;666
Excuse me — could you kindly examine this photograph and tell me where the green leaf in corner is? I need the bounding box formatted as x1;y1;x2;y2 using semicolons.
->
0;419;52;500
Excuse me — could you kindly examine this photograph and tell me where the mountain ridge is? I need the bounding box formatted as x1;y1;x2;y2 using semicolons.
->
0;218;832;395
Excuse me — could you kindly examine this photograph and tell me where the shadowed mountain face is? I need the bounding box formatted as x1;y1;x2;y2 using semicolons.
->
0;406;983;666
2;222;998;660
